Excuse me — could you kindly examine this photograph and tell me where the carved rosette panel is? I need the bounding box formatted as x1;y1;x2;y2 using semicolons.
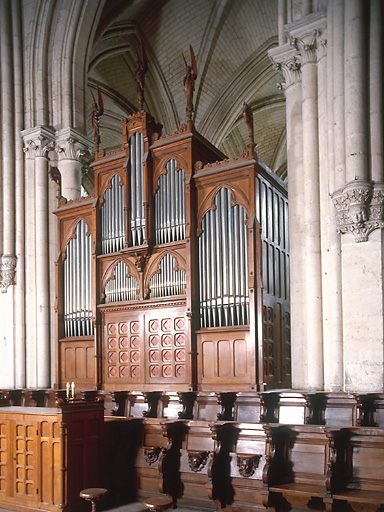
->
106;319;141;379
332;181;384;242
147;316;186;379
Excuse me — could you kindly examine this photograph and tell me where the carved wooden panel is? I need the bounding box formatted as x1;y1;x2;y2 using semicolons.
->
13;421;37;500
105;318;144;382
146;314;186;382
197;328;253;390
0;421;7;495
103;307;188;388
60;340;95;386
262;304;275;378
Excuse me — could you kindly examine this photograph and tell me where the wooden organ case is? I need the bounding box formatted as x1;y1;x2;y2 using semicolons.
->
54;111;290;393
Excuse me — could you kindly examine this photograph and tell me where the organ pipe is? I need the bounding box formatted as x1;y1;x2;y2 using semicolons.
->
155;159;185;244
130;132;145;245
104;261;139;303
101;174;126;253
63;220;93;337
199;188;249;328
149;253;186;298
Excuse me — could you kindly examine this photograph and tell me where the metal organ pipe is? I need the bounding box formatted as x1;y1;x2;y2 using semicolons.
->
149;253;186;298
129;132;145;246
101;175;126;254
104;261;138;303
155;159;186;244
199;188;249;328
63;220;93;337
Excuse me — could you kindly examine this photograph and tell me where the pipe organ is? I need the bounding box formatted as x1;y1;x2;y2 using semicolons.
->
54;110;290;392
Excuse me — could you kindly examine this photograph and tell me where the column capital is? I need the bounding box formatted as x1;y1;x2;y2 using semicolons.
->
269;43;302;91
0;254;17;293
331;180;384;242
55;127;92;162
21;126;56;159
286;9;327;65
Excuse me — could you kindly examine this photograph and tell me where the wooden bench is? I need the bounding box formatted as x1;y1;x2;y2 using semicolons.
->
262;424;334;511
330;427;384;512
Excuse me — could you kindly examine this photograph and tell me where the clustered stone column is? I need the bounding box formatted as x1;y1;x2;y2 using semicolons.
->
269;10;327;390
21;126;91;388
22;128;55;388
270;0;384;392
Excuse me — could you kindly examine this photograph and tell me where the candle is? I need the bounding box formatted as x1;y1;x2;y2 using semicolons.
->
66;382;70;399
71;382;75;399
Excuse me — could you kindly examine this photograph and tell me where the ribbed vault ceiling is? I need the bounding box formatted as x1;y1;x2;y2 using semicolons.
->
86;0;287;181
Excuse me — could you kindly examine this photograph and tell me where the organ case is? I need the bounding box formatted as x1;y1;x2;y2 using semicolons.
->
54;109;290;392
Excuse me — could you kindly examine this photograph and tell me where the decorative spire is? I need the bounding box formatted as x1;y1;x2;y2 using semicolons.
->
91;85;104;152
242;102;256;157
183;45;198;123
134;39;148;111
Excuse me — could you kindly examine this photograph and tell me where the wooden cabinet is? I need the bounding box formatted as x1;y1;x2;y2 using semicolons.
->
0;401;104;512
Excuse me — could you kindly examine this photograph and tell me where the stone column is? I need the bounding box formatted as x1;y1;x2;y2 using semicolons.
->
269;44;306;388
0;0;16;292
292;21;324;390
322;0;344;391
55;128;92;201
344;0;367;183
22;127;55;388
369;0;383;183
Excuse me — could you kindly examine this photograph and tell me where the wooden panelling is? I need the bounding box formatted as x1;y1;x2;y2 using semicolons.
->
197;328;253;390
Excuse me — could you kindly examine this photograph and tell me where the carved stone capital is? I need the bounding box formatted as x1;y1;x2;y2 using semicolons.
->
332;180;384;242
0;254;17;293
286;10;327;65
22;126;56;159
269;44;302;91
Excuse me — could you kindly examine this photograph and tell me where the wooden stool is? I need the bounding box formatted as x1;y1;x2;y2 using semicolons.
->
143;495;173;512
80;488;108;512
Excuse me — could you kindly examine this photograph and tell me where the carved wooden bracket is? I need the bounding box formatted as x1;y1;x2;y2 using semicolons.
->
143;446;164;467
236;454;262;477
187;450;210;472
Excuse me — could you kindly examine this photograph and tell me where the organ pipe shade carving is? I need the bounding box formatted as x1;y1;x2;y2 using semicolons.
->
63;220;93;337
101;174;126;254
104;261;139;302
155;159;185;243
199;187;249;328
149;253;186;298
130;132;145;246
